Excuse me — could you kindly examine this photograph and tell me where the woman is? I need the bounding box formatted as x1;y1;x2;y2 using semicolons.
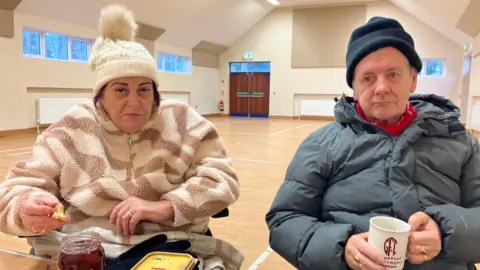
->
0;5;242;270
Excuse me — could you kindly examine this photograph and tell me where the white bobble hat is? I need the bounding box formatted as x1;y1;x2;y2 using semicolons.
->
88;5;159;96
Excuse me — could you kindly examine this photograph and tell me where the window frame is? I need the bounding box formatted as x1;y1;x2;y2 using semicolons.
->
22;26;94;63
157;52;192;75
229;61;272;73
418;58;446;78
43;31;69;61
22;27;44;58
69;37;92;63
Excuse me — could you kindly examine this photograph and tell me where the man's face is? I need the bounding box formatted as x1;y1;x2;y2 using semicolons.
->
352;47;417;124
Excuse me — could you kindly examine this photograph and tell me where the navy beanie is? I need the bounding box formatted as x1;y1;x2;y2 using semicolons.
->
346;16;422;88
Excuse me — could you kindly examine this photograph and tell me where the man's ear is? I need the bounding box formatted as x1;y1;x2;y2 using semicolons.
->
410;69;418;94
352;88;359;102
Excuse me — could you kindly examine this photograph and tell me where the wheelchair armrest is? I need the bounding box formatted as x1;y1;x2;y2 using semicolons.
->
211;207;229;218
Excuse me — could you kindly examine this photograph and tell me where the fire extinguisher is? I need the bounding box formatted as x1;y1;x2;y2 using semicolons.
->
218;100;224;112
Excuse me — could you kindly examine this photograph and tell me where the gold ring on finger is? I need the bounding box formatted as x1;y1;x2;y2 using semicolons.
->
423;254;428;261
354;252;361;262
123;211;132;219
32;227;45;234
358;263;363;270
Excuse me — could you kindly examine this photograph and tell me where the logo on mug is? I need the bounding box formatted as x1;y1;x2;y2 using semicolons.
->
384;237;398;256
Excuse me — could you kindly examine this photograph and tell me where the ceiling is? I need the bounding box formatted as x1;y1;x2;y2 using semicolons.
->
0;0;22;10
278;0;377;7
389;0;472;46
15;0;274;48
14;0;476;49
456;0;480;37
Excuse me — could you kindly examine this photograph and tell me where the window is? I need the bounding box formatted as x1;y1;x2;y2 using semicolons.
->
425;59;444;76
230;62;244;73
70;39;89;61
176;57;185;73
45;32;68;60
418;59;445;77
22;27;93;62
165;53;176;72
157;52;192;74
157;53;163;70
22;30;41;56
229;61;271;73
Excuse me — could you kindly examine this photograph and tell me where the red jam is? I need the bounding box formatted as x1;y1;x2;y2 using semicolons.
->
58;232;105;270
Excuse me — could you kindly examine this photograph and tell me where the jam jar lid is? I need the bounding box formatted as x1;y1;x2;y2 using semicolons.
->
60;231;102;255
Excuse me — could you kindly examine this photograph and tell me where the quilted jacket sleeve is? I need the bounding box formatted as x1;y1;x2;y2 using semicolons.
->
0;133;61;236
265;125;354;270
425;133;480;262
160;106;240;227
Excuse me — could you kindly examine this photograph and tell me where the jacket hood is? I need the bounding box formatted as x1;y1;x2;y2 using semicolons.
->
334;93;460;125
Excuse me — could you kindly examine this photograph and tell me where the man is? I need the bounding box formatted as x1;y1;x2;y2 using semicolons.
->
266;16;480;270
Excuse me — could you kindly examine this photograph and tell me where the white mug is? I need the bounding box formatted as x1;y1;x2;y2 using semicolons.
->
368;216;411;270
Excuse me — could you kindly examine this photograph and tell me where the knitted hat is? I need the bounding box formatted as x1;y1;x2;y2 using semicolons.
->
88;5;159;96
345;16;422;88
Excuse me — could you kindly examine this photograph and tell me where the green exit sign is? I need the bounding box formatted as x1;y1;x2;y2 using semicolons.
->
243;52;253;60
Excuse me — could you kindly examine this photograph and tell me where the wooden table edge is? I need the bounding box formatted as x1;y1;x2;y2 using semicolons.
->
0;247;56;263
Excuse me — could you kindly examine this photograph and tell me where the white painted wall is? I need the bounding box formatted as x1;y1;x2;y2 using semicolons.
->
467;33;480;130
0;12;218;130
220;1;464;117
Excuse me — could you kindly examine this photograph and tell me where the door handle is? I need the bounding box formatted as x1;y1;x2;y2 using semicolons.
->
249;92;265;97
236;91;249;97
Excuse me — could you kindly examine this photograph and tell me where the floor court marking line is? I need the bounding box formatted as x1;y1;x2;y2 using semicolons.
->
247;246;274;270
211;120;242;124
0;147;33;153
233;158;286;165
268;124;311;136
5;151;32;157
214;120;247;127
270;134;307;138
209;120;243;126
0;246;54;262
218;131;306;138
218;132;268;136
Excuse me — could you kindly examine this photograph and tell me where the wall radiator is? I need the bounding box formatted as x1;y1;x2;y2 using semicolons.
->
471;104;480;131
299;99;336;119
160;93;189;104
35;94;190;134
36;98;91;133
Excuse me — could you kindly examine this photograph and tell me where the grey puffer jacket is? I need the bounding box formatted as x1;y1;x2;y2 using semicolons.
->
266;94;480;270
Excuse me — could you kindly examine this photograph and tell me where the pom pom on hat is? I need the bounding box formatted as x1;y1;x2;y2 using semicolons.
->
89;4;159;97
98;4;137;41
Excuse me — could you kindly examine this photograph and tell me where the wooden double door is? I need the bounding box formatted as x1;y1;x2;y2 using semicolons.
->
229;72;270;117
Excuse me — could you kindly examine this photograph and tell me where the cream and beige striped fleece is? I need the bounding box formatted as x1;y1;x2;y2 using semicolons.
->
0;99;243;269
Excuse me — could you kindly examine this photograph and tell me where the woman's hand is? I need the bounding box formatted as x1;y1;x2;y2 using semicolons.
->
407;212;442;264
20;194;70;234
109;197;174;235
345;232;387;270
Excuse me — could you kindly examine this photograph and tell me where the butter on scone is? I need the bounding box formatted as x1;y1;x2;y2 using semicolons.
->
49;203;67;221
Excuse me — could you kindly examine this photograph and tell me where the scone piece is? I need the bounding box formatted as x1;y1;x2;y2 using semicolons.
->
49;203;67;221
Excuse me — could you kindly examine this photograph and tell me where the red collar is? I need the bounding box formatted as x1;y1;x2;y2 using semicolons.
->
355;102;417;136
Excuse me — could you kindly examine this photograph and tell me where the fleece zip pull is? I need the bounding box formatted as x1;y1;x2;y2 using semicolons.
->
127;134;135;179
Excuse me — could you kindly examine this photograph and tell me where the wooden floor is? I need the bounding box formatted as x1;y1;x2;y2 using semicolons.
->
0;117;478;269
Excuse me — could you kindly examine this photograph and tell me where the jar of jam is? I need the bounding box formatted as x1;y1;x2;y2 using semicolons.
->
58;232;105;270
